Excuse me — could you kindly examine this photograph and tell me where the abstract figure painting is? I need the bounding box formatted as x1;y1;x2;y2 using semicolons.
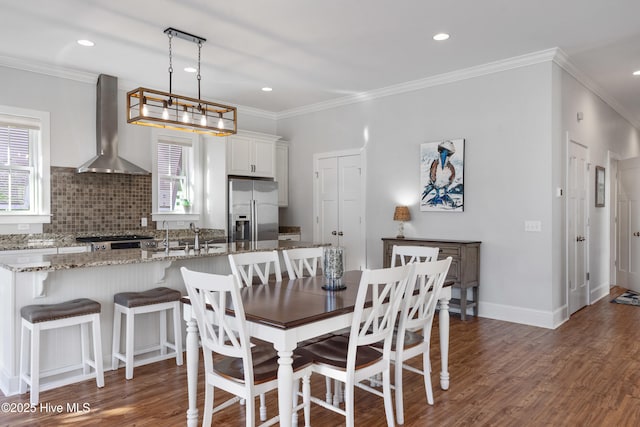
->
420;139;465;212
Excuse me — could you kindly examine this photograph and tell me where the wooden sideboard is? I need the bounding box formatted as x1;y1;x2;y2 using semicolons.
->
382;238;481;320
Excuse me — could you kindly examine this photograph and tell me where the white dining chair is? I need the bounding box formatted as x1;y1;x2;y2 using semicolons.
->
283;246;341;404
302;264;413;427
228;250;282;421
391;244;440;266
180;267;313;427
373;257;452;424
229;250;282;287
282;247;323;279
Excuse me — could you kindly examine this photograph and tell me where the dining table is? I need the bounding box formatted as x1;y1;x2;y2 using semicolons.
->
182;270;453;427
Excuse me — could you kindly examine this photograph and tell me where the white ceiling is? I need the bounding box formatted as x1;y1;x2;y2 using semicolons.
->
2;0;640;124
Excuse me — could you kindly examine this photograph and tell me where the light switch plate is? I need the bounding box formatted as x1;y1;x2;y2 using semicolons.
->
141;217;148;227
525;220;542;232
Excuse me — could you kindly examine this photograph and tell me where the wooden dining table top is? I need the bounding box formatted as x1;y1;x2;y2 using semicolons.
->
181;270;453;331
181;270;363;330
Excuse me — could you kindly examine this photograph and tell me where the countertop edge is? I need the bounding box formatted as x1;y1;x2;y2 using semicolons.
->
0;241;329;273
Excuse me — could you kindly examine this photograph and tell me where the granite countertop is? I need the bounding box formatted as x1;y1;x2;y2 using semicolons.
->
0;240;327;273
0;229;227;251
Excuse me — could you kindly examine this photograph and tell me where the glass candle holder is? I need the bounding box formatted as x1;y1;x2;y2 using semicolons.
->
323;246;346;290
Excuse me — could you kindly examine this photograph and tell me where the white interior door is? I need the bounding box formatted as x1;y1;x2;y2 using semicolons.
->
568;140;589;314
314;152;364;271
317;157;339;245
338;155;363;270
617;157;640;291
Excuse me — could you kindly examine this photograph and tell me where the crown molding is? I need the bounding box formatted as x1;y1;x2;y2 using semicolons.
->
552;48;640;129
277;48;559;119
0;55;277;121
3;50;637;129
0;55;97;83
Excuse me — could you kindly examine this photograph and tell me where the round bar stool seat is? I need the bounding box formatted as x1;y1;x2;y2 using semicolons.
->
111;287;183;379
19;298;104;405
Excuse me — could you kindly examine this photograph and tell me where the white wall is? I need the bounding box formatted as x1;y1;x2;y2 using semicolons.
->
278;62;557;327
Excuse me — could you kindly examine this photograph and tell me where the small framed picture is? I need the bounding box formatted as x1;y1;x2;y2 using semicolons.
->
595;166;605;208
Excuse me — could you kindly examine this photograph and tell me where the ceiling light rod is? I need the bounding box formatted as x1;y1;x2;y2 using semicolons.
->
126;27;237;137
163;27;206;45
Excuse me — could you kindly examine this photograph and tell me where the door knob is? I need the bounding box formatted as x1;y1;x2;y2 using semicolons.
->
338;231;344;236
331;231;337;236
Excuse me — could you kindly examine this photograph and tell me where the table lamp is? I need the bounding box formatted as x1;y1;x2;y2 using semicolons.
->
393;206;411;239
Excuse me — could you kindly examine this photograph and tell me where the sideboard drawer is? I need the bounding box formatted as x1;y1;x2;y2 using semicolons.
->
439;245;461;259
382;237;481;320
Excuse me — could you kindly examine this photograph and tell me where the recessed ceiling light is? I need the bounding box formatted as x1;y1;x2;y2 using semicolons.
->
433;33;450;41
77;39;95;47
184;67;197;73
262;87;273;92
633;70;640;76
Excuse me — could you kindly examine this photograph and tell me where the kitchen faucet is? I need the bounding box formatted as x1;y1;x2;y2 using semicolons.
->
163;221;170;254
190;222;200;253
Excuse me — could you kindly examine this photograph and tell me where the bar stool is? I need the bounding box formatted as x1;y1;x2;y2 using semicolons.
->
111;287;183;379
19;298;104;405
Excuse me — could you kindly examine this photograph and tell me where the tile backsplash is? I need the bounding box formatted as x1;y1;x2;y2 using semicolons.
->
44;167;152;234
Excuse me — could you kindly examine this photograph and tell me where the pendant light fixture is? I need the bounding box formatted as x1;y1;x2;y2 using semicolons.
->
127;27;237;136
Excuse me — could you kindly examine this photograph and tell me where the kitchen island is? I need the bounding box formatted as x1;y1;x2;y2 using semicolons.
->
0;240;325;397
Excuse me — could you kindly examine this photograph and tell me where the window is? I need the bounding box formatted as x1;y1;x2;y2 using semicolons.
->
0;106;50;225
157;141;191;212
152;130;199;221
0;126;33;211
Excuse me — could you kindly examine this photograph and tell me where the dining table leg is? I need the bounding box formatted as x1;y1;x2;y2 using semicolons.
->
186;317;199;427
276;347;295;427
438;296;450;390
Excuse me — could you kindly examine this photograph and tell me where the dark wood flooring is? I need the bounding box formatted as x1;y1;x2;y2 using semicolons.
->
2;286;639;426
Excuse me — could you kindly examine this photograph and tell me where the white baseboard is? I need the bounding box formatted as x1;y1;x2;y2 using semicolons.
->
479;301;557;329
590;282;610;304
0;368;19;397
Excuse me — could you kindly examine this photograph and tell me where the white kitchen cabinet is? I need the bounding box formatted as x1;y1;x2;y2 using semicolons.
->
227;131;280;178
275;141;289;207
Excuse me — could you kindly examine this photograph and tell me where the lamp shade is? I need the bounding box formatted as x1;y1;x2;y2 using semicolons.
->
393;206;411;222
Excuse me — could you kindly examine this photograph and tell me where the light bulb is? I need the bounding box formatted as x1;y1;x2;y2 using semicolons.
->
199;106;207;126
182;106;190;123
218;115;224;129
142;97;149;116
162;101;169;120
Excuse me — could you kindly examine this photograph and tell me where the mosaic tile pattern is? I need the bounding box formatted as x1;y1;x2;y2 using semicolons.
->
44;167;153;234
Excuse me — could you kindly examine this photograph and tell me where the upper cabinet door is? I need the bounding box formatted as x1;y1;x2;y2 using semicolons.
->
275;141;289;207
226;131;279;178
253;139;275;177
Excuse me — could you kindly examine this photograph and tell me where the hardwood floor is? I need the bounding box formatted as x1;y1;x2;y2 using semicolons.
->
2;286;639;426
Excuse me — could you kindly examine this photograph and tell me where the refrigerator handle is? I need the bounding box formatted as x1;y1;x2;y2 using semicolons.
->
252;199;257;242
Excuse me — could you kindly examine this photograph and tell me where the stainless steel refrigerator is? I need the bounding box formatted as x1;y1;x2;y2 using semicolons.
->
228;178;279;242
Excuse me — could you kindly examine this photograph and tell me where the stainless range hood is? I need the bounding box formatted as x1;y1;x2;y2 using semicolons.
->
77;74;149;175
